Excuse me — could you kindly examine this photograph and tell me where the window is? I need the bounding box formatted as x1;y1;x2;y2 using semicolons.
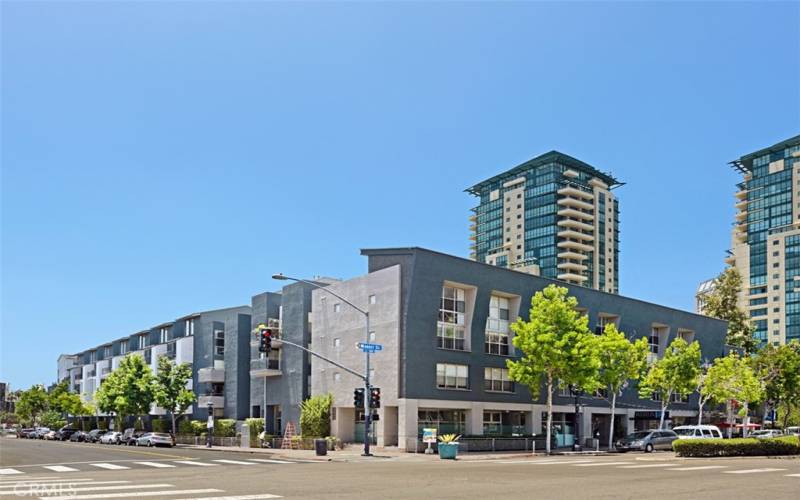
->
485;295;510;355
596;314;619;334
437;286;467;351
369;294;377;305
369;331;376;341
558;383;572;397
333;303;341;313
120;342;128;355
651;391;662;402
671;393;689;403
484;367;513;392
334;372;341;382
214;329;225;356
483;411;503;435
436;363;469;390
160;327;169;344
185;319;195;337
138;335;148;350
333;338;341;347
103;346;111;359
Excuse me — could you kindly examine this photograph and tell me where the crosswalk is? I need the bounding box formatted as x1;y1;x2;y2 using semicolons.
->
0;476;283;500
0;457;304;477
489;457;800;478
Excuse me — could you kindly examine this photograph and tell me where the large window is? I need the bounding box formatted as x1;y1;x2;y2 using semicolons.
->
138;335;149;350
437;286;467;351
185;319;195;337
160;327;169;344
484;367;513;392
485;296;510;355
436;363;469;390
483;411;502;435
214;329;225;356
418;409;466;436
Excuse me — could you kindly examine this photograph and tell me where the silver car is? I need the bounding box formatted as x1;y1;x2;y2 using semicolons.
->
750;429;783;439
135;432;173;447
615;430;678;453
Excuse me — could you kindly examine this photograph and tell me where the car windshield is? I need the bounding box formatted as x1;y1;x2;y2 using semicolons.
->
624;431;652;440
152;433;171;438
673;428;696;436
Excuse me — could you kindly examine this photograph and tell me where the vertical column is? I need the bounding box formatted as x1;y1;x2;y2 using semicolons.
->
397;399;419;451
468;402;484;435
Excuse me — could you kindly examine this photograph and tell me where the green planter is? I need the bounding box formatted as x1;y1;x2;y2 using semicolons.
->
438;443;459;459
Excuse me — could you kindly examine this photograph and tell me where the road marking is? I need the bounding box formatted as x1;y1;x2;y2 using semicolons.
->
89;463;130;470
506;459;595;465
172;495;283;500
723;468;787;474
0;481;127;491
618;463;679;469
212;459;257;466
0;479;102;487
784;473;800;477
172;461;218;467
573;462;633;467
0;468;24;475
43;465;80;472
669;466;728;471
13;483;174;495
45;489;224;500
247;459;295;464
134;462;176;468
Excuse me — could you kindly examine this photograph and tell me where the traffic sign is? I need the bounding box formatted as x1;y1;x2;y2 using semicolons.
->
357;342;383;353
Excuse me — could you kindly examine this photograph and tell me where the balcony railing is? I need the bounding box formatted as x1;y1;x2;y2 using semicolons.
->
249;357;281;377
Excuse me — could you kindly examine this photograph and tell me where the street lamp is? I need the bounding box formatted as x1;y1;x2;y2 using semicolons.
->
272;273;374;457
570;385;583;452
206;400;214;448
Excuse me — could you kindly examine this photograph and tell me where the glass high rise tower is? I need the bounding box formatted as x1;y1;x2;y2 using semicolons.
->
727;134;800;346
467;151;621;293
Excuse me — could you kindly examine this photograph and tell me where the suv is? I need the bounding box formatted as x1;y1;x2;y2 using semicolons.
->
784;426;800;436
17;428;34;439
673;425;723;439
615;430;678;453
85;429;105;443
56;427;79;441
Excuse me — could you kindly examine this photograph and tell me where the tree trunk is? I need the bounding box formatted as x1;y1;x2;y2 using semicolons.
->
608;391;617;451
726;401;733;439
697;399;704;426
658;400;668;430
171;411;177;445
742;402;750;438
782;402;791;430
546;377;553;455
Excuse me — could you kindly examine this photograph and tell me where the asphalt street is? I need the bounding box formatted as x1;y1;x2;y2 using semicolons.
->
1;438;799;499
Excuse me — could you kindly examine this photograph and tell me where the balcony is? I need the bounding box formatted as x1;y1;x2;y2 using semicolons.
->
469;223;477;232
557;272;589;282
469;234;477;241
557;208;594;221
557;229;594;241
557;197;594;211
249;358;281;378
557;250;588;261
735;189;748;200
469;214;477;222
724;255;735;265
557;186;593;200
557;239;594;253
557;261;588;272
197;368;225;383
735;198;748;210
735;210;747;222
198;395;225;408
734;230;747;243
557;218;594;232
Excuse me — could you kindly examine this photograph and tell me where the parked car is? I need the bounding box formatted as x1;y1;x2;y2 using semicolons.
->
17;428;34;439
69;431;87;442
85;429;105;443
135;432;173;447
121;428;142;446
750;429;783;439
784;426;800;436
673;425;723;439
615;430;677;453
100;431;122;444
33;427;51;439
56;427;79;441
44;430;58;440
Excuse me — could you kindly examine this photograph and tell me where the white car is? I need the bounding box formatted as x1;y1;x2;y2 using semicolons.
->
784;426;799;436
100;431;122;444
673;425;723;439
750;429;783;439
135;432;173;447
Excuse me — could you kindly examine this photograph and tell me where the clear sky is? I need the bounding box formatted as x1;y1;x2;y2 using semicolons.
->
2;1;799;388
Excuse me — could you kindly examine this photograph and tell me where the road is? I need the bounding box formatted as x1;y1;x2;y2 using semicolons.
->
1;437;799;499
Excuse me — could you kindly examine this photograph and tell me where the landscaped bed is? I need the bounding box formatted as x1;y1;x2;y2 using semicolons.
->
673;436;800;457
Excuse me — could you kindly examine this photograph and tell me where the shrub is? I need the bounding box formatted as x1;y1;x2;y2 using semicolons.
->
152;419;169;433
673;436;800;457
98;420;108;431
190;420;207;436
80;419;91;432
178;419;194;436
245;418;264;447
215;419;236;437
299;393;332;438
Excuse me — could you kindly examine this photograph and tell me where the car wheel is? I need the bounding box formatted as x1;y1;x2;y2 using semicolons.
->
645;443;654;453
148;441;153;447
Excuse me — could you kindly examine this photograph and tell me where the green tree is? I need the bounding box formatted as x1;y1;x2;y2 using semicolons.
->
94;354;155;426
299;393;333;437
48;379;85;417
39;409;66;429
701;267;758;353
507;285;600;454
753;341;800;429
638;338;701;430
16;385;49;426
596;324;649;450
153;355;196;438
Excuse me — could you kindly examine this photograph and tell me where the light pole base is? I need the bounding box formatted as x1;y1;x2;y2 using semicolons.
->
361;453;373;457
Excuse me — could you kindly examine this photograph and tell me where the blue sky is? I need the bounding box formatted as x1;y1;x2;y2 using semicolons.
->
2;2;799;388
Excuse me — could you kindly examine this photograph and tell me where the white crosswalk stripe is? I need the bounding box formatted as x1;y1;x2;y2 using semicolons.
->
724;468;786;474
669;466;727;471
43;465;80;472
89;463;130;470
0;479;102;486
786;474;800;477
618;463;679;469
172;495;283;500
247;459;295;464
0;468;24;475
573;461;633;467
213;459;257;466
134;462;176;468
172;461;218;467
46;488;224;499
500;459;595;465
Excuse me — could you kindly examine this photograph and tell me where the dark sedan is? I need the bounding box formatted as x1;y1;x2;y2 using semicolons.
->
69;431;88;442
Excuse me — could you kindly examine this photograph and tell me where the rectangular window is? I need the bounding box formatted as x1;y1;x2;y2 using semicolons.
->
485;295;510;355
483;411;503;435
160;327;169;344
138;335;148;350
214;329;225;356
484;367;514;392
333;338;341;347
185;319;195;337
103;346;111;359
437;286;467;351
334;303;341;313
369;294;377;305
120;342;128;355
436;363;469;390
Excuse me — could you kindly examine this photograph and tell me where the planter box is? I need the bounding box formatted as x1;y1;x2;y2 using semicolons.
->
438;443;459;459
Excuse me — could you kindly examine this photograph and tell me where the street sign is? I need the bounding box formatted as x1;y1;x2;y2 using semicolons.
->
207;415;214;429
422;428;437;444
357;342;383;353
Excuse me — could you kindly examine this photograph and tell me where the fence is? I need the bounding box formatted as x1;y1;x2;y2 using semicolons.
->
175;435;240;447
406;436;547;453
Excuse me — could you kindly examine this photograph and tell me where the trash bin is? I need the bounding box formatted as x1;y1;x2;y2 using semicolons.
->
314;438;327;456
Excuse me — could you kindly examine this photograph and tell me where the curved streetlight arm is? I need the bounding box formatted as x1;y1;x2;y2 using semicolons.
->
272;274;368;316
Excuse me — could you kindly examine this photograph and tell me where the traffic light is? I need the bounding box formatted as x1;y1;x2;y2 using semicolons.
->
353;388;365;408
258;327;273;354
369;387;381;408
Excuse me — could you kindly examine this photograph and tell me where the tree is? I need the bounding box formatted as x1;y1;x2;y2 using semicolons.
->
94;354;155;426
16;385;49;426
507;285;601;454
299;393;333;437
701;267;758;353
753;341;800;429
153;355;196;438
638;338;701;430
48;379;85;417
596;324;649;450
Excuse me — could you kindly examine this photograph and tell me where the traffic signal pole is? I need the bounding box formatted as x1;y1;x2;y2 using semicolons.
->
364;313;372;456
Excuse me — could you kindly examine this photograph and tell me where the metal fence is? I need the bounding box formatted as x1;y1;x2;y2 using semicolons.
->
174;435;240;447
406;436;546;453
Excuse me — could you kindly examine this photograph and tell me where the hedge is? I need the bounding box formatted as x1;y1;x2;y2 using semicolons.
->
215;419;236;437
151;419;169;433
673;436;800;457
